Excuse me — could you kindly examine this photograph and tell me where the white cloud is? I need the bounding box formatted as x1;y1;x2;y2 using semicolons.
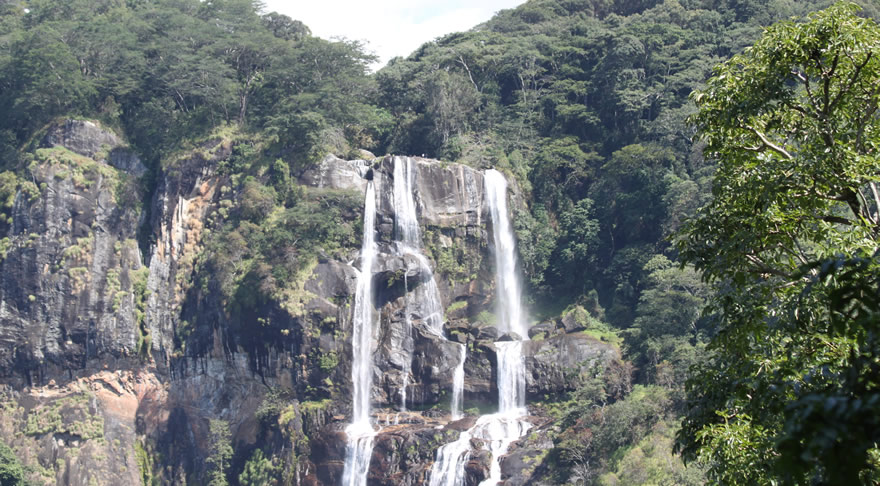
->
261;0;525;69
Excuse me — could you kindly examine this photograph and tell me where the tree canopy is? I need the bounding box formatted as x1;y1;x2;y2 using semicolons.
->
0;0;385;168
675;3;880;483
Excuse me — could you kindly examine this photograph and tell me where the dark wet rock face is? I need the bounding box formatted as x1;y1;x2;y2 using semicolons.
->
0;120;146;381
498;419;557;486
369;422;458;486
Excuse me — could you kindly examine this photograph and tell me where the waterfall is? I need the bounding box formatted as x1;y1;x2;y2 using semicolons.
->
429;426;473;486
393;156;445;336
494;341;526;414
390;156;465;415
484;170;526;340
479;169;531;484
451;343;466;420
429;169;530;486
429;411;531;486
342;182;378;486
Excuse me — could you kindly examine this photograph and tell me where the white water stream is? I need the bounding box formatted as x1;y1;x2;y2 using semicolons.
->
450;343;466;421
392;156;465;417
342;183;378;486
485;170;526;340
393;156;445;336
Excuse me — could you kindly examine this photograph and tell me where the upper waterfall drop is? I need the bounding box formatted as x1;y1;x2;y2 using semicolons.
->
392;155;421;246
342;182;378;486
484;169;527;340
392;156;445;336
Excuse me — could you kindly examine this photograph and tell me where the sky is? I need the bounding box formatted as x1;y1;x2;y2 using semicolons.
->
261;0;527;70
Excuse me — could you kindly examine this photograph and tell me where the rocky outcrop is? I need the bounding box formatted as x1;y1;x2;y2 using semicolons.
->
144;138;231;361
0;369;166;486
523;333;620;398
371;156;485;238
369;417;459;486
299;154;371;194
0;132;623;486
0;120;146;382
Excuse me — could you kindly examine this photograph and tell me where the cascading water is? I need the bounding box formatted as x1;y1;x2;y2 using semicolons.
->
450;343;466;420
485;170;526;340
428;169;530;486
429;426;473;486
473;344;530;486
342;182;377;486
477;169;531;485
494;341;527;414
393;156;445;335
390;156;465;415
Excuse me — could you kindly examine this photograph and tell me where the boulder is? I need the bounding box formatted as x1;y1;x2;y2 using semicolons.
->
528;320;556;339
498;419;556;486
497;331;523;342
299;154;371;193
373;252;426;289
474;325;499;341
523;333;619;397
305;261;359;300
559;305;591;333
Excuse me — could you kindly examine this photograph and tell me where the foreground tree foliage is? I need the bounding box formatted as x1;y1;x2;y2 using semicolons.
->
675;3;880;484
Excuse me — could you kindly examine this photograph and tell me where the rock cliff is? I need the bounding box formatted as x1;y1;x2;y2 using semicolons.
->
0;121;621;486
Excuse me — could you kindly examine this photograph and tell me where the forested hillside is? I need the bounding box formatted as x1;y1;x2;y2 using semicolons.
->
0;0;878;485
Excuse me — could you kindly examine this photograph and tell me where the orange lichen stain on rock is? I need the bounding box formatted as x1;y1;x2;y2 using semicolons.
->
27;370;169;432
167;176;220;301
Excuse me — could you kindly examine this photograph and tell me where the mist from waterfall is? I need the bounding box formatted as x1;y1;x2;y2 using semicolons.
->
342;182;377;486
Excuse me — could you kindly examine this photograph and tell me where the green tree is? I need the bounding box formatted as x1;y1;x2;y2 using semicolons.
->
207;419;233;486
675;3;880;484
239;449;278;486
0;441;26;486
553;198;600;292
626;255;709;389
4;24;96;137
199;0;279;125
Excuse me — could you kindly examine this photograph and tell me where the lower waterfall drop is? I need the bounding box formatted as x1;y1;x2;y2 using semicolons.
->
451;343;466;420
429;426;473;486
342;182;377;486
